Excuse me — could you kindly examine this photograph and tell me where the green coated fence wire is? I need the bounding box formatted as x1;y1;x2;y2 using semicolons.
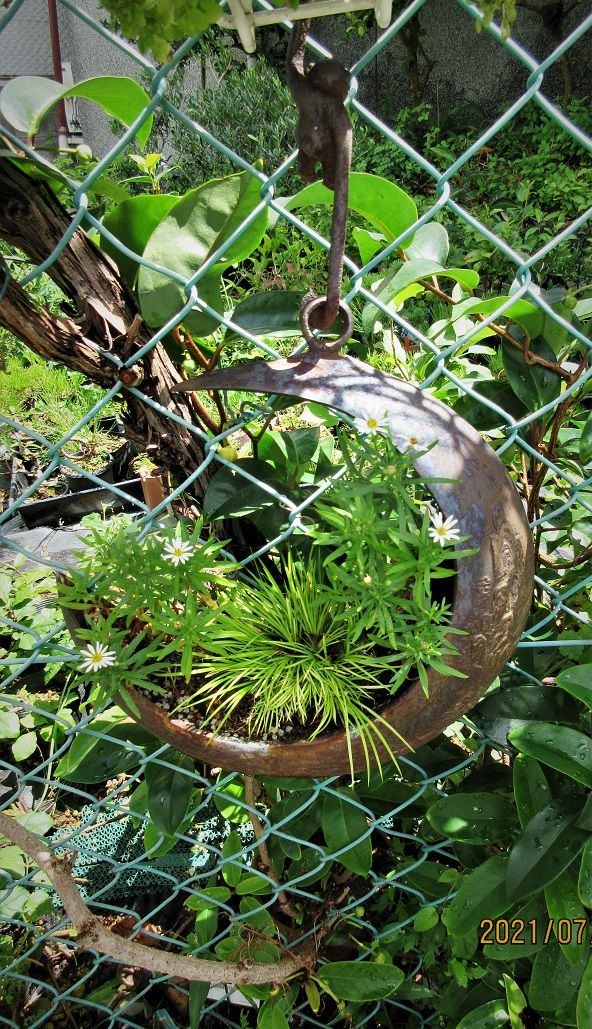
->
0;0;591;1024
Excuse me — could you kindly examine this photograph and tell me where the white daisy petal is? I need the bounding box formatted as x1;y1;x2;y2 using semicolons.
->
428;511;461;547
162;537;194;566
353;410;389;436
80;642;117;673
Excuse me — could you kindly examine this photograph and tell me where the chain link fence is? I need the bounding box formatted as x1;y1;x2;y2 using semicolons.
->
0;0;591;1025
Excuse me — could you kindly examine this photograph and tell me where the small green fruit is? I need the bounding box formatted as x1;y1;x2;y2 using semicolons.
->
75;144;93;162
217;445;238;462
564;294;577;311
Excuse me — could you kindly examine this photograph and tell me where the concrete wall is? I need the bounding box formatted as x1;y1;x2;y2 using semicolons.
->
1;0;591;157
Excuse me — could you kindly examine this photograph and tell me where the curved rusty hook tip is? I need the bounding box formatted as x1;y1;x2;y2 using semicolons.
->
300;295;354;353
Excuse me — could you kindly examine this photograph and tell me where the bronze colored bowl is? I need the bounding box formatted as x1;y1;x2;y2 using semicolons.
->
66;355;534;777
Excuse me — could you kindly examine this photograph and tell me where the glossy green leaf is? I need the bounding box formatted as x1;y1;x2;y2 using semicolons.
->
443;854;510;937
502;338;562;411
451;295;543;338
545;870;589;966
189;981;210;1029
184;886;231;911
0;846;26;878
457;1000;509;1028
413;906;439;932
100;194;178;287
556;665;592;708
577;951;592;1028
221;831;244;887
0;710;20;739
472;686;578;747
453;380;527;432
202;460;285;521
138;172;267;334
235;874;273;896
503;975;527;1029
377;259;480;304
11;731;37;762
406;222;449;264
225;290;303;341
578;838;592;907
0;885;30;920
506;799;587;904
426;792;516;844
143;823;179;858
13;811;53;835
214;778;250;823
513;754;550;827
317;960;404;1001
322;790;372;875
285;173;417;244
508;722;592;789
55;715;157;783
0;75;153;147
257;1002;290;1028
145;750;194;837
352;227;386;264
530;938;587;1012
23;889;52;921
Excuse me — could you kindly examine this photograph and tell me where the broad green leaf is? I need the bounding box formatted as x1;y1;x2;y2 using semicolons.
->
427;793;516;844
189;981;210;1029
556;665;592;708
502;338;562;411
145;750;194;837
11;731;37;762
577;952;592;1028
377;259;479;303
530;938;587;1012
0;710;20;739
184;886;231;911
221;831;244;887
513;754;550;827
257;1003;290;1029
457;1000;509;1028
143;823;179;859
202;460;285;521
55;717;157;783
504;978;527;1029
214;778;250;823
506;799;587;904
578;838;592;907
322;790;372;875
472;686;578;747
406;222;449;264
100;194;178;287
285;173;417;244
317;960;404;1001
545;871;589;966
138;172;268;335
23;889;52;921
0;75;153;147
451;295;543;338
413;906;439;932
225;291;303;341
508;722;592;789
235;874;273;896
193;906;218;949
13;811;53;835
0;846;26;878
0;885;30;920
239;895;276;934
453;380;527;432
352;227;386;265
443;854;510;937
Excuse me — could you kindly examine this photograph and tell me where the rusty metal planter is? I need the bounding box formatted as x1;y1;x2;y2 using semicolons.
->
66;356;534;777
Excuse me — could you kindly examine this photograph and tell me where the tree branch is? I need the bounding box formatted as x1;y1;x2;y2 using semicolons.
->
0;810;316;986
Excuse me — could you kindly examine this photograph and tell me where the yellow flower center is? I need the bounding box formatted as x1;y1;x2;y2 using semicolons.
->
367;417;379;429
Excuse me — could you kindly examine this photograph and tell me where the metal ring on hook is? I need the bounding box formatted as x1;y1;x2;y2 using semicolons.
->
300;295;354;354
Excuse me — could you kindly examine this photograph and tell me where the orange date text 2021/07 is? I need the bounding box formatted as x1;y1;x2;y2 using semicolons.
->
479;917;588;947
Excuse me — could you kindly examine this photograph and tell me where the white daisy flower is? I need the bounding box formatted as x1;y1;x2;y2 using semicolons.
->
353;410;389;436
428;512;461;547
80;642;117;673
162;536;194;566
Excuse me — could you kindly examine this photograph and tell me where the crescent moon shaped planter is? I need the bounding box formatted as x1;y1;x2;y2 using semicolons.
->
66;355;534;778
